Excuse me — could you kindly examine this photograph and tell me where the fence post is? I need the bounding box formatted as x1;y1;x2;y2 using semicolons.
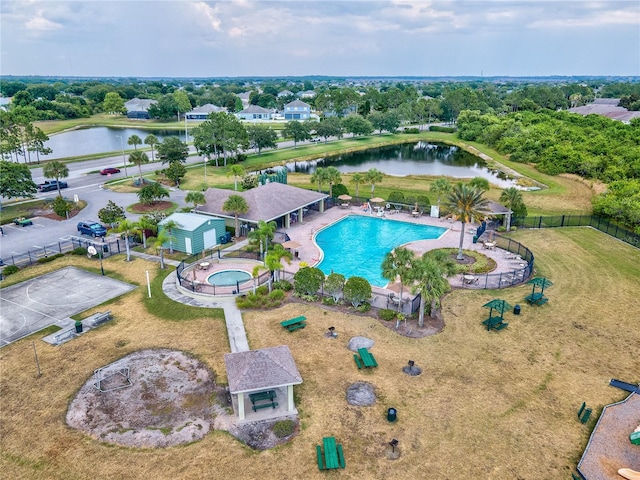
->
28;251;32;264
561;215;565;227
538;217;542;229
59;242;63;253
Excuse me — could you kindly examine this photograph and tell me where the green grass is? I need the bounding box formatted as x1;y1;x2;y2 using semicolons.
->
0;200;52;225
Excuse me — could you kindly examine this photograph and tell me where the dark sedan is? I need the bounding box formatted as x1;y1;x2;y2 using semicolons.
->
100;167;121;175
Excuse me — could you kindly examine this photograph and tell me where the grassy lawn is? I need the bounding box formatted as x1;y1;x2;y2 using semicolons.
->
1;227;638;479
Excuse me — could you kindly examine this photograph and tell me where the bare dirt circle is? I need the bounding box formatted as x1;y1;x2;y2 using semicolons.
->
66;349;217;448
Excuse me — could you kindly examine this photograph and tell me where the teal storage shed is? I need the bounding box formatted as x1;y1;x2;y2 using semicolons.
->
158;213;226;255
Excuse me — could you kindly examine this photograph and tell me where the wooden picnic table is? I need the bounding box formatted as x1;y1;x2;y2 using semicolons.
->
316;437;345;470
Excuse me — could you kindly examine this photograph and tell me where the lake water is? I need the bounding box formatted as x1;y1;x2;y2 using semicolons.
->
284;141;516;187
41;127;187;159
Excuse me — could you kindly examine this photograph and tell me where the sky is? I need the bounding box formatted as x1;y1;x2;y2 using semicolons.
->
1;0;639;78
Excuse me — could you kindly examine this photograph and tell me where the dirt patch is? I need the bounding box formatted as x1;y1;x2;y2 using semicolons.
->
66;348;298;450
129;201;174;213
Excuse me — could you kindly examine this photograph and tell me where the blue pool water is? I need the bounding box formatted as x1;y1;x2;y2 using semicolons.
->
207;270;252;286
315;215;447;287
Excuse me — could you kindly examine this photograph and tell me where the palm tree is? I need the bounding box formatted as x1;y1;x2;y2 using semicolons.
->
364;168;383;195
223;194;248;240
42;160;69;196
144;134;158;161
310;167;327;192
161;219;181;254
349;173;365;199
185;191;206;212
116;218;136;261
226;164;245;191
135;215;157;249
266;244;293;289
152;231;169;269
444;183;489;260
499;187;527;225
128;134;142;150
249;219;277;263
381;247;414;312
325;166;342;198
129;150;149;186
430;178;452;209
409;250;456;328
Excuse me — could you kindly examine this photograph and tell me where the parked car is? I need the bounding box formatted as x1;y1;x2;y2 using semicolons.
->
38;180;68;192
77;221;107;238
100;167;121;175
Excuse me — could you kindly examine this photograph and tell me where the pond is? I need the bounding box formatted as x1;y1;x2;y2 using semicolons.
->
41;126;187;160
284;141;516;187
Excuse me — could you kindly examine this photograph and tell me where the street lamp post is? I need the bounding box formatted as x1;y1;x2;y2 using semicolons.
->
116;135;128;177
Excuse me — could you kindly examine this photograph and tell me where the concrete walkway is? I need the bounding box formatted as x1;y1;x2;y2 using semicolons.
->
130;250;250;353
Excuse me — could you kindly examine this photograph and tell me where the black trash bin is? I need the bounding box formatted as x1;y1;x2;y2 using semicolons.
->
103;244;109;253
387;407;397;422
513;304;521;315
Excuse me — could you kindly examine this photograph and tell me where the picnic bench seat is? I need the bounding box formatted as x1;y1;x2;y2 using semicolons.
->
54;329;76;344
525;293;548;306
316;445;325;470
249;390;276;404
316;437;345;470
353;354;364;369
252;401;278;412
482;316;508;331
281;316;307;332
90;311;112;327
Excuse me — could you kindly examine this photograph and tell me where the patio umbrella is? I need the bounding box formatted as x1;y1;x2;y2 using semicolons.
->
338;194;352;201
370;197;385;204
281;240;301;249
482;299;513;320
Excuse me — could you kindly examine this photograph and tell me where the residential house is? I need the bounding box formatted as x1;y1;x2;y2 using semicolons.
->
236;105;273;121
284;99;311;120
124;98;157;119
158;212;227;254
185;104;226;120
297;90;316;99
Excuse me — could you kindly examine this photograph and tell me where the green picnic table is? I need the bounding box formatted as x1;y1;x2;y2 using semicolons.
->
482;316;508;331
316;437;345;470
357;348;378;368
280;316;307;332
525;292;548;306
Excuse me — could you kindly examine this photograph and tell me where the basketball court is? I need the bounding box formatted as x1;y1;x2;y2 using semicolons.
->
0;266;136;347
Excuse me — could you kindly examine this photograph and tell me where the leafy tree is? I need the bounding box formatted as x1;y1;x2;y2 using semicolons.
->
282;120;312;147
191;112;248;166
325;166;342;197
51;195;71;217
247;124;278;154
160;219;182;254
103;92;125;114
0;161;37;198
469;177;490;192
499;187;528;222
157;136;189;164
42;160;69;196
310;167;327;192
98;200;126;227
172;90;192;121
148;94;178;121
129;150;149;185
144;134;158;161
164;161;186;186
293;266;325;297
137;182;169;205
185;191;206;212
241;174;258;190
349;172;365;198
341;114;373;136
381;247;414;312
324;272;346;303
29;127;52;163
127;134;142;150
315;116;344;142
136;214;159;248
227;164;245;191
445;183;489;260
364;168;384;195
408;250;456;327
430;178;452;209
223;194;248;238
343;276;372;308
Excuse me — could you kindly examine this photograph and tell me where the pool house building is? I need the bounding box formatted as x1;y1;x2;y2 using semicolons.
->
158;213;227;255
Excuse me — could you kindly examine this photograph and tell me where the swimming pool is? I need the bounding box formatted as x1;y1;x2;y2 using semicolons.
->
315;215;447;287
207;270;252;287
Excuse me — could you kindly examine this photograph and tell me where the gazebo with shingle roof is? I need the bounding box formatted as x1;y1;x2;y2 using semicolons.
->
224;345;303;421
199;182;329;232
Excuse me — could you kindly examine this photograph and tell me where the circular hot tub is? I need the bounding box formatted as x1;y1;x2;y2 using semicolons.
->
206;270;252;287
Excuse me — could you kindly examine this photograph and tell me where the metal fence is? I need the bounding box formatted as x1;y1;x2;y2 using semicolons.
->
1;236;139;269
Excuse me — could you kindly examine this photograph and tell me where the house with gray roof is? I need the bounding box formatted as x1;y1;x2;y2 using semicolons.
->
224;345;302;422
284;99;311;120
185;103;225;120
277;89;294;98
158;212;226;254
236;104;273;121
199;182;328;234
124;98;157;119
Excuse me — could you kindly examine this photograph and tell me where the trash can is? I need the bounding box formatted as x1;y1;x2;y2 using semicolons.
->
513;304;521;315
387;407;397;422
75;321;83;333
472;235;478;244
102;244;109;253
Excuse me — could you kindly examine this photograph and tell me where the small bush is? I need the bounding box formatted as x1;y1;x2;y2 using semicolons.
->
379;308;397;321
255;285;269;296
356;303;371;313
403;127;420;134
496;226;507;232
268;289;285;301
429;125;456;133
71;247;88;256
36;253;65;264
52;195;71;217
2;265;20;276
272;419;296;438
272;280;292;291
322;297;336;305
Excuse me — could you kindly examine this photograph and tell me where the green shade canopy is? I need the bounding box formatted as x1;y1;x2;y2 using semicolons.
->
482;299;513;318
527;277;554;294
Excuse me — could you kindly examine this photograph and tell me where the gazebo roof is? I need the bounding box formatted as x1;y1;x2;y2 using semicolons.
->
224;345;302;394
199;183;328;224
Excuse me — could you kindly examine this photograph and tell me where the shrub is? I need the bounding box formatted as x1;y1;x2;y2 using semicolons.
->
343;276;372;308
322;297;336;305
2;265;19;276
71;247;88;255
429;125;456;133
52;195;71;217
268;289;285;301
293;266;324;296
272;419;296;438
379;308;397;321
255;285;269;296
403;127;420;134
356;303;371;313
272;280;293;291
37;253;64;264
